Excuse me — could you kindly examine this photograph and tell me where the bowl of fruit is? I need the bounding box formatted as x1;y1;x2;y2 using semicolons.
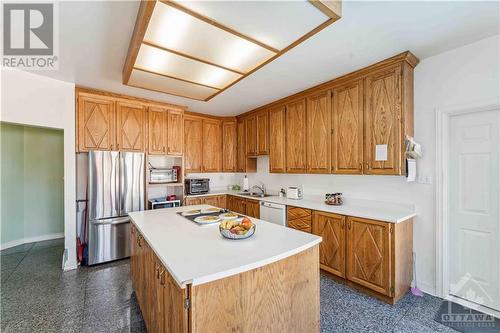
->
219;217;255;240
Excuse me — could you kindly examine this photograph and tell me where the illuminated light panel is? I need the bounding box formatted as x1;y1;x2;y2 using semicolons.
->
144;2;276;73
123;0;341;101
128;68;219;101
135;43;242;89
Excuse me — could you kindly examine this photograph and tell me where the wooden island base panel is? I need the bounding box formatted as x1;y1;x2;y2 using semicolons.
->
129;205;322;332
130;225;320;333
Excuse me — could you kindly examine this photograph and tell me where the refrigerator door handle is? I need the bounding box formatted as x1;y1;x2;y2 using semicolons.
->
91;216;130;225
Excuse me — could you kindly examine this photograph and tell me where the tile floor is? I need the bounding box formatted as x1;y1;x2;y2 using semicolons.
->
1;239;459;332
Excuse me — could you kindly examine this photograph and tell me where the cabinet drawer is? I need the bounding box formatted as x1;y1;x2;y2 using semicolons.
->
288;217;312;233
287;206;312;219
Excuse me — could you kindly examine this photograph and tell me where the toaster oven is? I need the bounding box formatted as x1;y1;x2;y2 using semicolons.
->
185;178;209;195
149;168;178;184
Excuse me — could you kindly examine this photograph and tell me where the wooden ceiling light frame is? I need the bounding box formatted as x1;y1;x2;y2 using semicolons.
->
123;0;342;102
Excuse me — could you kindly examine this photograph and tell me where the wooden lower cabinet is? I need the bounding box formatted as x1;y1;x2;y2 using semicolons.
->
245;199;260;219
285;208;412;304
184;197;202;206
312;212;346;278
346;216;391;296
131;227;319;333
131;228;188;333
184;195;227;208
287;206;312;233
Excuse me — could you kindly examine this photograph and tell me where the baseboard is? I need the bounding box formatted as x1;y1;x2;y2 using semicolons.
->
413;281;437;297
445;295;500;319
0;233;64;250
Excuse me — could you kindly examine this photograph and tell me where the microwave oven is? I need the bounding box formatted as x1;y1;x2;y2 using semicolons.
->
148;198;181;210
149;168;178;184
185;178;209;195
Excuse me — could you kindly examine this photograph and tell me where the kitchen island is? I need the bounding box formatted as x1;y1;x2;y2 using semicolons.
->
128;205;322;333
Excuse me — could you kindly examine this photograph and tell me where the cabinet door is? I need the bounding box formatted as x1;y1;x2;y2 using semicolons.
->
166;109;184;155
163;267;189;333
202;196;219;207
236;119;246;172
245;199;260;219
364;65;402;175
151;258;164;333
185;197;203;206
148;107;166;155
130;226;137;290
116;101;146;151
202;119;222;172
245;115;257;156
332;80;364;174
312;212;346;278
184;116;203;173
269;106;286;173
285;99;307;173
232;197;246;215
222;121;237;172
217;195;227;209
287;207;312;233
346;216;392;296
306;91;331;173
77;95;115;151
257;111;269;155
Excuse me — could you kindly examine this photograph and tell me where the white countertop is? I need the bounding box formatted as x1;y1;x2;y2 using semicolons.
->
129;205;322;289
186;191;416;223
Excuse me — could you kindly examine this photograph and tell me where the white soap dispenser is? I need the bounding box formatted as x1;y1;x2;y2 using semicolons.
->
243;175;249;192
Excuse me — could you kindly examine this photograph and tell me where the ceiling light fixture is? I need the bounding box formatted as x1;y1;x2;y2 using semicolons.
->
123;0;342;101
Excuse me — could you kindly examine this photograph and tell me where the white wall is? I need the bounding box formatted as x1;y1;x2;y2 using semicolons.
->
231;35;500;295
1;69;77;270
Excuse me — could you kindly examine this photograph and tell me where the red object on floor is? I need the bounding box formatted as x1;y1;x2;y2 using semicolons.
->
77;238;83;263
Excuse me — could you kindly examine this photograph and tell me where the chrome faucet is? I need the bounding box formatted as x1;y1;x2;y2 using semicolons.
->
250;182;266;197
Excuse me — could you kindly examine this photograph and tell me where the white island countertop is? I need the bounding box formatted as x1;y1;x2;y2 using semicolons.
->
129;205;322;289
187;191;416;223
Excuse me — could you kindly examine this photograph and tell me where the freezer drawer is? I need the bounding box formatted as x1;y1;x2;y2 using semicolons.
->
88;217;131;265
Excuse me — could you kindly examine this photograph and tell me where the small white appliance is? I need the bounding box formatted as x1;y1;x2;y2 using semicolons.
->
260;201;286;226
287;186;303;200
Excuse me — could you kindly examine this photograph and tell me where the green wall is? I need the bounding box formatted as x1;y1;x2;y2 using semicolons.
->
0;123;64;248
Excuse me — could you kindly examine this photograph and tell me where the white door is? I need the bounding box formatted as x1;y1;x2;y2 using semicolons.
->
449;109;500;311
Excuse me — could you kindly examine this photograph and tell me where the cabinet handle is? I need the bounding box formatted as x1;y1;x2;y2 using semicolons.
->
117;143;120;150
159;268;166;285
365;162;369;170
163;147;165;153
110;144;113;150
155;264;160;279
348;221;351;230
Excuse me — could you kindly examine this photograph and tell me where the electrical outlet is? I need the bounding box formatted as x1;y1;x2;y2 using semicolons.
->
417;174;432;184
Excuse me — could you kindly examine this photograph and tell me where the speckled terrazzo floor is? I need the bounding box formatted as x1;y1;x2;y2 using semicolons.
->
1;239;460;332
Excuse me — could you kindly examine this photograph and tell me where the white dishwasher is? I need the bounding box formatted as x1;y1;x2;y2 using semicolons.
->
260;201;287;226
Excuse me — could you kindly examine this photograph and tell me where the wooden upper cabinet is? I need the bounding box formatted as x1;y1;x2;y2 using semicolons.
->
184;116;203;173
166;109;184;155
202;119;222;172
346;216;392;296
236;119;246;172
256;111;269;155
269;106;286;173
222;121;237;172
332;80;364;174
77;95;115;151
116;101;146;152
312;211;346;278
364;65;402;175
148;107;166;155
285;99;307;173
306;91;331;173
245;115;257;156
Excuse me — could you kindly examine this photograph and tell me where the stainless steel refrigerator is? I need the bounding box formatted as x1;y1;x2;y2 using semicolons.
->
87;151;145;265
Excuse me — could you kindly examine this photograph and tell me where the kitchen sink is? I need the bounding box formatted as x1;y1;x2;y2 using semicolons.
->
237;192;273;198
